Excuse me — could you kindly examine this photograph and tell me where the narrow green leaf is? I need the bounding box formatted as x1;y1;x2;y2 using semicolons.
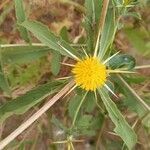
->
0;81;64;123
84;0;102;52
109;54;136;70
98;6;116;59
21;20;79;59
98;88;137;149
51;51;61;76
14;0;30;42
1;45;50;64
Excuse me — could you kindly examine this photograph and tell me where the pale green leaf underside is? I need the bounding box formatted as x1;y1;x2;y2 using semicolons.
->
21;20;79;59
0;81;64;123
1;45;50;64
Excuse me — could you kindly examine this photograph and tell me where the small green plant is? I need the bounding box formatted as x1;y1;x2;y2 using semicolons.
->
0;0;149;149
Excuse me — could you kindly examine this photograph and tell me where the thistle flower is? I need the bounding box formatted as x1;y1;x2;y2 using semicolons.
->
60;44;134;98
72;57;106;91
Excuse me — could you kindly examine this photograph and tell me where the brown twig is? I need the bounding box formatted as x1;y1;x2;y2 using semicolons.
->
0;80;75;150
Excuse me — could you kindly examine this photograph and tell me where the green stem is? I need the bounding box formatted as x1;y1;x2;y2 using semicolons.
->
71;92;88;128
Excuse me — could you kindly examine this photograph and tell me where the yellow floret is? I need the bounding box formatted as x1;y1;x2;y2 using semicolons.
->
72;57;107;91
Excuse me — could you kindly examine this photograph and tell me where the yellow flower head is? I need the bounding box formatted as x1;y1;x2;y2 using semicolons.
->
72;57;107;91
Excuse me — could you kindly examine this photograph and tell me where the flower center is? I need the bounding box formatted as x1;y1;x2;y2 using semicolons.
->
72;57;107;91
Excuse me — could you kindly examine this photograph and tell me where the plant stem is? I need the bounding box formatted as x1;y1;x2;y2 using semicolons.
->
71;92;88;128
0;43;86;48
0;80;75;150
94;0;110;57
135;65;150;69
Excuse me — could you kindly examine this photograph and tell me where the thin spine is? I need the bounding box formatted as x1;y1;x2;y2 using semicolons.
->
81;47;89;58
61;62;75;67
107;70;136;74
58;42;80;61
104;84;118;98
94;91;105;114
71;92;88;128
55;76;72;81
62;84;77;99
102;51;120;64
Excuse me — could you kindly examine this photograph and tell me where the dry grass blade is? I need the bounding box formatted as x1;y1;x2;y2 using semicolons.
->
0;80;75;150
